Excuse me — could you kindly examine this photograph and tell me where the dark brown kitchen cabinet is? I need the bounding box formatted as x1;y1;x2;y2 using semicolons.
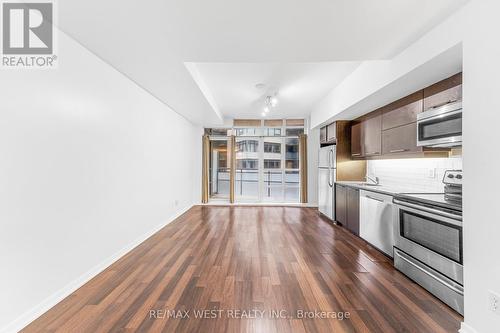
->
382;91;423;130
382;122;420;155
320;126;327;144
326;122;337;143
362;113;382;157
336;184;359;235
348;73;459;161
335;184;347;225
351;122;362;157
423;73;462;111
346;187;360;235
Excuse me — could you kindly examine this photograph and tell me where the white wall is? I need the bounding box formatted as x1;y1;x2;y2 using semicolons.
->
461;0;500;332
0;29;201;332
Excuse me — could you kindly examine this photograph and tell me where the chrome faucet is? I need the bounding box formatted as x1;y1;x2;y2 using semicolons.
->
366;175;379;185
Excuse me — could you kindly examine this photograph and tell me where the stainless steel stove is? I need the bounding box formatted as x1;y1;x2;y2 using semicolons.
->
396;170;463;213
393;170;464;315
395;193;462;214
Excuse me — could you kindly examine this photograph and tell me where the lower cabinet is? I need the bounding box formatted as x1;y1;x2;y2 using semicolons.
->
335;185;347;225
346;187;360;235
335;184;360;235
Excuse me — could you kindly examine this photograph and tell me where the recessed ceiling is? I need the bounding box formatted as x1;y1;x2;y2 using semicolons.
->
57;0;468;125
187;62;361;119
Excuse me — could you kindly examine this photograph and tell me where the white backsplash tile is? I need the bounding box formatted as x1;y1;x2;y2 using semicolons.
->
367;157;462;192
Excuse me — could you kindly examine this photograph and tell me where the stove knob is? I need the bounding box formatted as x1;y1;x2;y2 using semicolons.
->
456;174;462;179
447;174;455;178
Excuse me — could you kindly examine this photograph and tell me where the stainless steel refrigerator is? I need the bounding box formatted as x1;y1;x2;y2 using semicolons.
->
318;145;336;220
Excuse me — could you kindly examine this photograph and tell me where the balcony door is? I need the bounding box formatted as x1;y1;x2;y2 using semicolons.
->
208;138;230;201
235;136;300;203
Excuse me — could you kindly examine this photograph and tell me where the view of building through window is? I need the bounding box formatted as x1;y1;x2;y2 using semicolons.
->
207;119;304;203
264;142;281;153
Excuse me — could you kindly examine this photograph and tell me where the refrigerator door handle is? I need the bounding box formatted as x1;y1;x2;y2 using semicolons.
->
328;149;333;187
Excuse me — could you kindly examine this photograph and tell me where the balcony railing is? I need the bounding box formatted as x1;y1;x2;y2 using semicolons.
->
211;168;299;200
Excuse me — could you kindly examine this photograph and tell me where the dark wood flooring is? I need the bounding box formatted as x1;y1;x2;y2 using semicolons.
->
22;206;462;332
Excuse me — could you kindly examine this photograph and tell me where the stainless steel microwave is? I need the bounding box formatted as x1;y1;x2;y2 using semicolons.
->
417;101;462;147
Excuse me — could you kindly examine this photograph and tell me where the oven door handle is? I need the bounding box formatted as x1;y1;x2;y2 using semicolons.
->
393;199;462;222
418;109;462;123
394;250;464;296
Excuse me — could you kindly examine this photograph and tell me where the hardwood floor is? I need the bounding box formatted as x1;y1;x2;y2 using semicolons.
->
23;206;462;333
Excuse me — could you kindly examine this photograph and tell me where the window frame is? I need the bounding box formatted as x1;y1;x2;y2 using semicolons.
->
206;119;306;203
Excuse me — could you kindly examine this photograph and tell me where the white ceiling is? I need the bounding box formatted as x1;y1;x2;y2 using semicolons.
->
188;62;360;119
57;0;468;125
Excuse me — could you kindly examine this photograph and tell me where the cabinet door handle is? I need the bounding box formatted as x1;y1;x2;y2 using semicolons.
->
365;152;380;156
389;149;409;153
365;195;384;203
352;153;361;156
430;99;460;109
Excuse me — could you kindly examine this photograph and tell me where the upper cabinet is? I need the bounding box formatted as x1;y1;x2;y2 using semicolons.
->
351;122;362;157
351;112;382;158
320;126;327;144
382;91;423;130
350;73;461;160
326;122;337;143
382;122;420;155
319;122;338;144
351;111;382;158
321;121;367;181
362;112;382;157
423;73;462;111
381;91;423;155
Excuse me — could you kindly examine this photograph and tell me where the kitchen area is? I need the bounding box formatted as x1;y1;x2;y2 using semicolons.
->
318;73;464;315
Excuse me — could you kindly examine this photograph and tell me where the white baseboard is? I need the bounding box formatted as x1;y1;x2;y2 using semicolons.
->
202;202;319;208
459;322;479;333
0;204;193;333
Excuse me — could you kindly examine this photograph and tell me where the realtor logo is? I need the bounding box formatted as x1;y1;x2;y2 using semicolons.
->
3;2;53;54
1;1;56;68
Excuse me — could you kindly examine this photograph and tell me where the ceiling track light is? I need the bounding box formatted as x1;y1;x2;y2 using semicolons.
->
270;96;278;107
258;89;279;116
263;94;278;113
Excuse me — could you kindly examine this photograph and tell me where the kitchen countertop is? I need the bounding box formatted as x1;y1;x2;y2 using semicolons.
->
334;181;429;196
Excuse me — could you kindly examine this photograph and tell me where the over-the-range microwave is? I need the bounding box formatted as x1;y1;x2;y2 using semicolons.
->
417;101;462;148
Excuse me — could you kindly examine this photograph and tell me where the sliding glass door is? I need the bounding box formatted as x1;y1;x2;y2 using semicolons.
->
234;135;300;203
235;137;259;201
262;137;284;202
206;120;304;204
284;138;300;202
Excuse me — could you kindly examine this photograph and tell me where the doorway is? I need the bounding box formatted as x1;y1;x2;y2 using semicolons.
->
208;138;230;200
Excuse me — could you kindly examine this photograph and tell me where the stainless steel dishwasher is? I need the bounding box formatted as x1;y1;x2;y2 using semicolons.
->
359;190;394;257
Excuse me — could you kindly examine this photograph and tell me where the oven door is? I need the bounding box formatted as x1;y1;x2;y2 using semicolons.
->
393;201;463;284
417;104;462;147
